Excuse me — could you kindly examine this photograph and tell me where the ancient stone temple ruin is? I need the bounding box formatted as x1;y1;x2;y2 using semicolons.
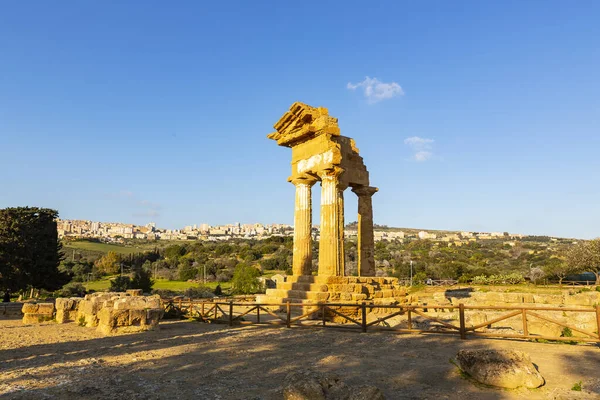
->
259;102;406;307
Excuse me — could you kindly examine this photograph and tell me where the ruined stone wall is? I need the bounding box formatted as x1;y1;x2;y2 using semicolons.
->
20;292;164;335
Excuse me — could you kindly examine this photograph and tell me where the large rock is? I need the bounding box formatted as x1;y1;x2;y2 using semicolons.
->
283;370;385;400
456;349;544;389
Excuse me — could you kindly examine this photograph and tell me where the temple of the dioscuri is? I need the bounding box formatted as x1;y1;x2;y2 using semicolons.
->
258;102;408;311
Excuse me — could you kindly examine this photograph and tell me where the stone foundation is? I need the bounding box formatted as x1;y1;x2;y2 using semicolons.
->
22;303;54;324
257;275;408;321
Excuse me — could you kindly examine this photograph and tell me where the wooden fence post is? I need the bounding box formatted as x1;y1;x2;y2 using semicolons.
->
522;309;528;336
596;304;600;340
459;303;466;340
322;304;326;327
229;301;233;326
178;298;182;310
407;308;412;330
257;306;261;323
286;301;291;328
361;302;367;333
201;302;205;317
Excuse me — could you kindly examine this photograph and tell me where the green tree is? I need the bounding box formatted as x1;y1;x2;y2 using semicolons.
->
95;251;121;275
0;207;68;292
566;239;600;284
178;262;198;281
231;263;261;294
543;258;574;286
109;276;131;292
131;265;154;292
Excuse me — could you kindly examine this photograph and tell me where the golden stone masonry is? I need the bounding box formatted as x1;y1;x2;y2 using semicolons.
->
268;102;378;277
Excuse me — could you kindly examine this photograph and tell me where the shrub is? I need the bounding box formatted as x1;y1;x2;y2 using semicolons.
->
458;275;470;284
470;273;524;285
412;272;427;285
572;381;582;391
231;264;262;294
131;268;154;293
56;282;86;298
183;286;215;299
471;275;488;285
214;285;223;296
109;276;131;292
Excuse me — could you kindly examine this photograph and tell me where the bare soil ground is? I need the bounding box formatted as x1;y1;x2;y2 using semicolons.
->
1;318;599;400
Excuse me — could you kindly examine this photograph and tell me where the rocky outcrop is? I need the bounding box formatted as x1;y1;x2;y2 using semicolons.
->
456;349;544;389
283;370;385;400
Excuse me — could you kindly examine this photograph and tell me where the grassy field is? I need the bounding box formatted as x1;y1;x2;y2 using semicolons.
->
84;277;232;292
63;241;148;256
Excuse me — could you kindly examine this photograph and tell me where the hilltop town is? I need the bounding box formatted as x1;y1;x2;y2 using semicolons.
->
57;218;557;245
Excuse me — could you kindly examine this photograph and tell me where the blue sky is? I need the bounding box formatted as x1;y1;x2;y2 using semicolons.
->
1;1;599;238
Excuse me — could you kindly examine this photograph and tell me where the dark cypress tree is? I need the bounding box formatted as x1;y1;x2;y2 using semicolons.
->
0;207;68;292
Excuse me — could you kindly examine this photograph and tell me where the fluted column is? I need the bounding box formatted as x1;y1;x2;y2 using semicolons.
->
318;167;345;276
352;186;378;276
291;176;317;276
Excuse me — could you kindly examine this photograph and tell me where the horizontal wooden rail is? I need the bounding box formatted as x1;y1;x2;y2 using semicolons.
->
162;298;600;344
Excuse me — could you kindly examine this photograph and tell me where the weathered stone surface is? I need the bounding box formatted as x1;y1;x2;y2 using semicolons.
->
456;349;544;389
22;313;53;324
22;302;54;324
126;289;143;296
282;370;385;400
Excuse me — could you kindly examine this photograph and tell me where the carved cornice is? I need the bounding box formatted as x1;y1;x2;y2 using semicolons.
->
268;102;340;147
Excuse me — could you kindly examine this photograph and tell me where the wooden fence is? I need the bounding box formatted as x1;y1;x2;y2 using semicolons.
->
161;298;600;344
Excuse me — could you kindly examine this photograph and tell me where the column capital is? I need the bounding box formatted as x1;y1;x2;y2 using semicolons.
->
288;174;318;186
352;185;378;197
317;166;345;181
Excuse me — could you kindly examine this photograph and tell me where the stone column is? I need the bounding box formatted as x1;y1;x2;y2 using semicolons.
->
291;176;317;276
352;186;378;276
318;167;345;276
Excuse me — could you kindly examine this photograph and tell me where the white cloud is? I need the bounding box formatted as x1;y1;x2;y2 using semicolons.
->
347;76;404;103
404;136;435;162
414;151;433;162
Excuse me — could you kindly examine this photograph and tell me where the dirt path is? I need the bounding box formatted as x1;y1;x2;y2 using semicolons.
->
1;319;599;399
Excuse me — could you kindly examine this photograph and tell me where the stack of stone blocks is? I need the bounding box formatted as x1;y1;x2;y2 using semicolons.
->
21;290;163;335
21;303;54;324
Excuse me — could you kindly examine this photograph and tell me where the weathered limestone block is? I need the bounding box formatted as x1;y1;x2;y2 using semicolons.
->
564;293;598;306
283;370;385;400
96;295;164;335
126;289;143;296
502;293;523;304
465;312;488;328
55;297;82;323
533;294;564;305
527;321;563;337
456;349;544;389
22;302;54;324
522;293;535;303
